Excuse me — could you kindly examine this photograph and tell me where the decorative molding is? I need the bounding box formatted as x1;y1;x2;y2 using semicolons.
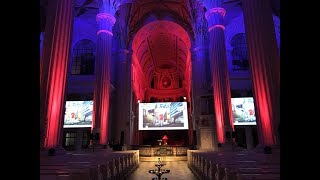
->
118;49;130;54
97;30;113;36
192;46;208;52
208;24;225;32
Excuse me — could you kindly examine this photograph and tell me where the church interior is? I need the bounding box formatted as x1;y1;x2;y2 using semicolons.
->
40;0;280;179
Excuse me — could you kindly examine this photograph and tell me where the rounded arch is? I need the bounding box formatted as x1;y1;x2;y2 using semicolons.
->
230;33;249;71
225;14;246;51
128;10;194;48
73;39;96;50
132;20;191;84
132;20;191;50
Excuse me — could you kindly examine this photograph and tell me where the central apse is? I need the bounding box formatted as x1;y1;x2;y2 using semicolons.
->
131;20;192;145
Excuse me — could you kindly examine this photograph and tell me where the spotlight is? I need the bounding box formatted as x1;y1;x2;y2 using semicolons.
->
137;99;140;103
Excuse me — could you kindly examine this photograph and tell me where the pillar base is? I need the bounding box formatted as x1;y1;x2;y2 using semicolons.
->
40;146;66;156
252;144;280;154
197;127;218;151
217;141;236;152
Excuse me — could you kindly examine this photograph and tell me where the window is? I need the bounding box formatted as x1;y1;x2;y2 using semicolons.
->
65;132;77;146
71;39;96;75
231;33;249;71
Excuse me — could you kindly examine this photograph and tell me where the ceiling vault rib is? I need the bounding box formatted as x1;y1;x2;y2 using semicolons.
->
146;37;155;79
176;36;178;68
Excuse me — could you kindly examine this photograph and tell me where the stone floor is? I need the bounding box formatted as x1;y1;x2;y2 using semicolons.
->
127;161;197;180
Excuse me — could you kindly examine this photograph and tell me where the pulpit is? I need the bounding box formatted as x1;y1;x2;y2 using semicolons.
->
162;135;168;145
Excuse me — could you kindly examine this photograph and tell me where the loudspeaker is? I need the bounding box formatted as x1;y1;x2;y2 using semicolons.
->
120;131;124;146
95;133;100;140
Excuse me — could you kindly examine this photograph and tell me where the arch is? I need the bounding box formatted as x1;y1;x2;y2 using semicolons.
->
71;39;96;75
128;10;194;47
132;20;191;84
230;33;249;71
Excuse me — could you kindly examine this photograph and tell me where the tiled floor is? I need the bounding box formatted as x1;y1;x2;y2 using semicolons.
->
127;161;197;180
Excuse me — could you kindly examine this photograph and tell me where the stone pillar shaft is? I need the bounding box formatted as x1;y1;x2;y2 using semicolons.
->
116;49;131;144
241;0;280;146
93;12;116;145
40;0;73;149
206;6;234;143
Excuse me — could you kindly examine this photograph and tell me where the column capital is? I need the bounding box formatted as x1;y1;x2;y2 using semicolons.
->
96;13;116;25
205;7;226;32
96;13;116;36
205;7;226;20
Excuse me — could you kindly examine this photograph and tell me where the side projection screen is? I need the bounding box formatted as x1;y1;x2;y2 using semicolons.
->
231;97;256;125
139;102;189;130
63;101;93;128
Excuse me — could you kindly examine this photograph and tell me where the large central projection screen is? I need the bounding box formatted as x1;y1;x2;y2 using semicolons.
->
139;102;189;130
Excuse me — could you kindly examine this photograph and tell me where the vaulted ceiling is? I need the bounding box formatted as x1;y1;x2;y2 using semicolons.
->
132;20;191;84
128;0;193;39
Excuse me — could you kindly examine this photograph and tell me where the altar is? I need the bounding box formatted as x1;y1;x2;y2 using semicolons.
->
130;145;189;157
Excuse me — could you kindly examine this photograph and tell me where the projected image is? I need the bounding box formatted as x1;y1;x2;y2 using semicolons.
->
64;101;93;128
139;102;188;130
231;97;256;125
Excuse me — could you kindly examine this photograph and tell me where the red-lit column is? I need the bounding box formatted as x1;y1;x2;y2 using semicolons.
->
40;0;73;149
205;5;234;144
241;0;280;146
92;10;116;145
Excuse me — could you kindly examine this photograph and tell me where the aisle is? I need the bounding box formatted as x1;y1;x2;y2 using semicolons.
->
127;161;197;180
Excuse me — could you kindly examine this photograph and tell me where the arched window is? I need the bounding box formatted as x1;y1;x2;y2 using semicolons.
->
231;33;249;71
71;39;96;75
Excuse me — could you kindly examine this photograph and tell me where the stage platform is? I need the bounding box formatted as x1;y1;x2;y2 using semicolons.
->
139;156;187;162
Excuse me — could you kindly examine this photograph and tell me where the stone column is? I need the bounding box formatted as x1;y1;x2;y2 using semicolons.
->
245;126;254;149
40;32;44;58
40;0;73;149
241;0;280;146
204;0;234;144
191;4;210;146
191;4;208;126
114;3;133;146
75;129;83;151
93;7;116;145
116;49;132;145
